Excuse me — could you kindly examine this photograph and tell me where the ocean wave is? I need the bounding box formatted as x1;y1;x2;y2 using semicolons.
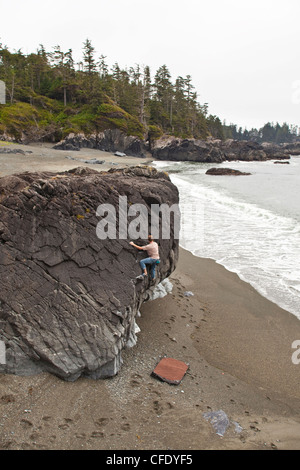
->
169;171;300;320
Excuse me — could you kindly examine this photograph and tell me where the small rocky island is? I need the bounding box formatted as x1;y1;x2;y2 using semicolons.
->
206;168;252;176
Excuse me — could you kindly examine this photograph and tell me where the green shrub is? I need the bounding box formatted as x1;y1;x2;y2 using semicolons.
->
0;102;40;139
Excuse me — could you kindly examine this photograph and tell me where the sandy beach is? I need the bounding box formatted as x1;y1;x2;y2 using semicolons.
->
1;143;300;451
0;141;153;176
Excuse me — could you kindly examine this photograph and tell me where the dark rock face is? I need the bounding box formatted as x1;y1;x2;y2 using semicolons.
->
206;168;251;176
282;142;300;155
220;140;267;161
53;130;146;158
53;131;300;163
262;141;300;158
0;166;179;381
152;137;225;163
152;137;297;162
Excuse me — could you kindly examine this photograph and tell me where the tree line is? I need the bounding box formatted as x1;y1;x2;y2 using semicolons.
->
223;122;300;144
0;38;299;144
0;39;211;141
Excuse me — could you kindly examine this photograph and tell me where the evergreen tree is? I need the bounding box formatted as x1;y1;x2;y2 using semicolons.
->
81;39;102;105
151;65;174;131
140;65;152;124
206;115;224;139
50;46;75;105
82;39;96;75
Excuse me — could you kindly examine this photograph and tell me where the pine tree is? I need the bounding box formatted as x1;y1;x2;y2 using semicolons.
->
50;46;75;106
83;39;96;75
82;39;101;105
151;65;174;132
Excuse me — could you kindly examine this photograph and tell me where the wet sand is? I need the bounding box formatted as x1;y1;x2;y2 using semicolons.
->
1;143;300;451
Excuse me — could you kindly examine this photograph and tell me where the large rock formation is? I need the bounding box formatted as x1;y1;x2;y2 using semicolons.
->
53;129;146;158
152;136;297;162
0;166;179;381
282;142;300;155
220;139;267;161
261;141;300;158
151;137;225;163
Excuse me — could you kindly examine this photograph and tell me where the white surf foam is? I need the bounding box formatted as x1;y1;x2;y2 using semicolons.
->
170;173;300;319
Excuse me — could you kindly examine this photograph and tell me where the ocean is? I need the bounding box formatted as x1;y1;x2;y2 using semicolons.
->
153;156;300;320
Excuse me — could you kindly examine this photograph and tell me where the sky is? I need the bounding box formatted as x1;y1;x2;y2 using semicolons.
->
0;0;300;130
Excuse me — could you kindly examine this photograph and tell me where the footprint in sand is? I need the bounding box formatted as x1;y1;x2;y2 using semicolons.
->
90;431;104;439
42;416;52;422
249;423;261;433
130;373;143;388
95;417;109;427
29;431;39;441
121;423;130;431
151;390;161;398
20;419;33;429
153;400;163;414
58;419;73;430
1;394;16;404
58;424;69;430
130;379;141;388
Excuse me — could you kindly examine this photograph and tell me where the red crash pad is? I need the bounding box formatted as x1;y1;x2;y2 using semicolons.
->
151;357;189;385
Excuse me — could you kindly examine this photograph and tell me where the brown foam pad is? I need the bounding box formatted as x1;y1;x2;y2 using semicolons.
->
152;357;189;385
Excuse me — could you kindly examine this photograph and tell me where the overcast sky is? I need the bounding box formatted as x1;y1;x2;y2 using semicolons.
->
1;0;300;129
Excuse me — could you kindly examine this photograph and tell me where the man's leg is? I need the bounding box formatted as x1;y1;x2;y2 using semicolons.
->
139;258;152;276
150;261;157;279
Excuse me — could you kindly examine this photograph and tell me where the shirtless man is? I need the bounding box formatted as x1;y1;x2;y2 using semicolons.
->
130;235;160;280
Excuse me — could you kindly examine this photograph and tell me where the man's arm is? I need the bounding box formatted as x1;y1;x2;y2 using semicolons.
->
129;241;145;251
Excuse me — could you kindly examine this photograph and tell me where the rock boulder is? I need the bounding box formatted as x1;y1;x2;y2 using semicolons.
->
151;137;225;163
220;140;267;161
53;129;146;158
0;166;179;381
206;168;251;176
